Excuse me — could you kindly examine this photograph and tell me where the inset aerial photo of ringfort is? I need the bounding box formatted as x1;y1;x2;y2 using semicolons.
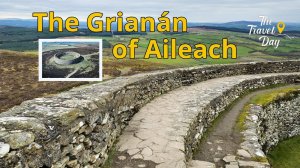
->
41;41;100;79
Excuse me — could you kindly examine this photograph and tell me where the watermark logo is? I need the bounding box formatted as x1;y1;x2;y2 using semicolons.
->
277;21;285;34
248;16;291;49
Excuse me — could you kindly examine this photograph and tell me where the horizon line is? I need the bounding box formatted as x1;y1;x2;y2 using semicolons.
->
1;18;300;24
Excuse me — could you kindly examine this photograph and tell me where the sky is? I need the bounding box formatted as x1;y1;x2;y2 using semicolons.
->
0;0;299;23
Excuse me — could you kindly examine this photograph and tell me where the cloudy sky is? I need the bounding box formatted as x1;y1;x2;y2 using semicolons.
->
0;0;299;22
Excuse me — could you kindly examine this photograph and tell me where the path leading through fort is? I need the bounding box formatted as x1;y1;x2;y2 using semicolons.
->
109;73;300;168
194;84;297;167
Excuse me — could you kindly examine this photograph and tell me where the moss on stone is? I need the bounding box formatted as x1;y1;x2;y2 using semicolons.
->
249;86;300;106
236;104;249;132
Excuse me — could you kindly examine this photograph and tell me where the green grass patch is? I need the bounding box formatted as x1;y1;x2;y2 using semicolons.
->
235;84;291;131
236;85;300;132
236;104;250;131
249;86;300;106
2;26;299;66
267;135;300;168
102;142;118;168
252;156;269;163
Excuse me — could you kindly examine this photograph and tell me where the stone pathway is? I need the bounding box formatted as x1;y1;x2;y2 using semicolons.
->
110;73;300;168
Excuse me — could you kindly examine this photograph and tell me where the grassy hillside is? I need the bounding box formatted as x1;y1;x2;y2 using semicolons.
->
1;26;300;74
0;26;299;114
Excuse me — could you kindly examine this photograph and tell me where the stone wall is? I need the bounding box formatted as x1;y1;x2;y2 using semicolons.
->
239;90;300;167
259;94;300;152
0;60;300;168
185;75;300;162
53;52;84;65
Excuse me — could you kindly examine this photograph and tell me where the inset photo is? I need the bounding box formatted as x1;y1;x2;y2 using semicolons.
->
39;39;102;81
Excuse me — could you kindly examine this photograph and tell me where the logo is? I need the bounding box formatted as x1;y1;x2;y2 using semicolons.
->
248;16;292;49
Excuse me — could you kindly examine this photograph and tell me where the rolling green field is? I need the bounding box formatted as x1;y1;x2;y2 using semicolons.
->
1;26;300;69
99;30;300;66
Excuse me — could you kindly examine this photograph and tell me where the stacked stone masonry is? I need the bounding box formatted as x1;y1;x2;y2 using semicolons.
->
239;91;300;167
0;61;299;168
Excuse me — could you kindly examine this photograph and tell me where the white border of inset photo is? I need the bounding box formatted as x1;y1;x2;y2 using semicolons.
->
39;39;103;81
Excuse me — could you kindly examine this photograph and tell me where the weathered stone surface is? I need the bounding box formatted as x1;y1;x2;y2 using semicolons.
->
189;160;216;168
66;159;77;167
223;155;236;163
237;149;251;158
52;156;69;168
138;164;146;168
118;155;126;160
238;160;268;168
0;117;47;135
5;132;35;149
225;164;239;168
0;143;10;158
213;158;220;163
0;61;299;167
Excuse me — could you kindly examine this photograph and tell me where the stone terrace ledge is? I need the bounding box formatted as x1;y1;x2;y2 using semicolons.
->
0;60;299;167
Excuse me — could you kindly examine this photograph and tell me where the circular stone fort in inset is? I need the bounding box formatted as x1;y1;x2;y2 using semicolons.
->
53;51;84;65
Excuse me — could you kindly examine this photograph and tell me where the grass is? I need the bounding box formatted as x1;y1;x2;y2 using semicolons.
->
0;49;37;57
252;156;269;162
249;86;300;106
267;135;300;168
0;54;87;113
102;143;118;168
2;26;300;67
107;31;300;66
236;104;250;131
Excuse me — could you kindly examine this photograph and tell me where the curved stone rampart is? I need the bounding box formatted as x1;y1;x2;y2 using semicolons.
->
239;91;300;167
259;93;300;151
0;60;299;167
53;52;84;65
115;73;299;168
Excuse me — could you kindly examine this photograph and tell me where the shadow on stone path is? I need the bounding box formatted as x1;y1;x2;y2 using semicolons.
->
111;151;158;168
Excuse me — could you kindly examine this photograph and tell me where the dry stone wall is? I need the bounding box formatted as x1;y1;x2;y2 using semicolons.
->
185;76;300;161
53;52;84;65
242;92;300;154
239;90;300;167
259;94;300;152
0;61;300;168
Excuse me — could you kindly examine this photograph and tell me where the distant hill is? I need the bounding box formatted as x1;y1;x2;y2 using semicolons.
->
188;26;248;33
189;21;300;31
0;19;45;27
0;19;299;32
